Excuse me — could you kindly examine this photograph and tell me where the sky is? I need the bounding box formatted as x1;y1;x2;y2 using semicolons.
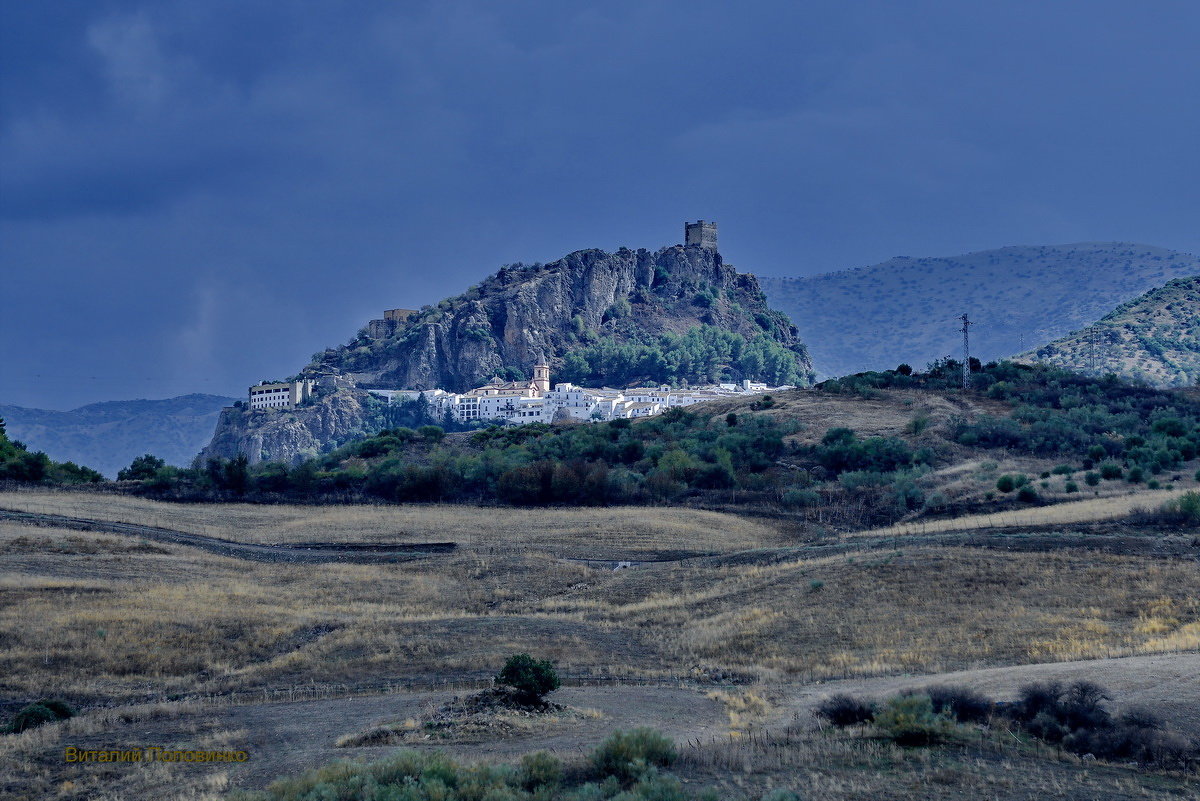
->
2;1;1199;410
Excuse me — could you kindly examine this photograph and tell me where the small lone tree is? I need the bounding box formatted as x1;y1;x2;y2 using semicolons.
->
495;653;559;705
117;453;165;481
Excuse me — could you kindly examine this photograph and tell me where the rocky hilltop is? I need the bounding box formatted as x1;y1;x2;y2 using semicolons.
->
1021;276;1200;387
202;242;813;464
315;244;811;390
760;243;1200;378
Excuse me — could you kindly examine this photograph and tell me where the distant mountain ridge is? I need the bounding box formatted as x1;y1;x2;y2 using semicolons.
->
0;394;236;478
1022;276;1200;387
759;242;1200;378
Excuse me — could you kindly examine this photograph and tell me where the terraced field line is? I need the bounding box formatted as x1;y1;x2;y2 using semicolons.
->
853;489;1177;538
0;508;451;563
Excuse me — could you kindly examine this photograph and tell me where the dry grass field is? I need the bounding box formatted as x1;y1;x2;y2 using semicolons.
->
2;491;1199;799
3;496;1200;702
0;491;788;555
696;387;1012;446
857;483;1199;537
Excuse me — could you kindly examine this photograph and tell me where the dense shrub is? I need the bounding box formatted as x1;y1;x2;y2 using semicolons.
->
811;428;915;475
781;487;822;508
1136;491;1200;526
8;704;56;733
1017;681;1066;724
872;694;954;745
118;453;166;481
1011;680;1197;765
8;699;73;733
495;654;559;704
923;685;993;723
237;732;713;800
556;324;808;387
814;694;876;727
0;419;103;485
1165;491;1200;523
519;751;562;790
759;791;803;801
592;728;678;783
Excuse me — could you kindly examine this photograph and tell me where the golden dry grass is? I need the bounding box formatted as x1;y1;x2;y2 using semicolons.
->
677;725;1200;800
856;485;1195;537
0;491;787;555
0;699;241;801
5;493;1200;801
3;497;1200;708
695;386;1013;446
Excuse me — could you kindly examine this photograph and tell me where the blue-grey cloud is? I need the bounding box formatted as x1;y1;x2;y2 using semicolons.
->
1;0;1198;409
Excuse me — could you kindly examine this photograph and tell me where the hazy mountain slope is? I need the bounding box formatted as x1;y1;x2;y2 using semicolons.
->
1021;276;1200;387
759;243;1200;377
0;394;237;477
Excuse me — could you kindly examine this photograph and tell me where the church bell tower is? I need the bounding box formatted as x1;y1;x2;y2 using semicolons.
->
532;362;551;394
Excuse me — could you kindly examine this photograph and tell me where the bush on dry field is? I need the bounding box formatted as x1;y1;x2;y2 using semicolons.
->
231;729;736;801
814;694;876;727
495;653;560;705
1014;680;1195;766
872;694;955;745
591;727;678;783
922;684;993;723
7;698;74;733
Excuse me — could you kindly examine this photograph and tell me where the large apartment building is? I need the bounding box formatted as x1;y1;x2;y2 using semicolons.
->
248;379;315;411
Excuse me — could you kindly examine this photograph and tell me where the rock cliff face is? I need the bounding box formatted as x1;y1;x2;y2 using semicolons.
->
316;244;811;391
202;243;813;463
200;389;376;465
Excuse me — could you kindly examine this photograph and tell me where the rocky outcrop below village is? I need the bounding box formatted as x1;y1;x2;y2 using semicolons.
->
202;241;814;463
200;389;377;465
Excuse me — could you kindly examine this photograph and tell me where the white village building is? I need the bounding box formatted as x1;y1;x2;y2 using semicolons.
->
367;363;792;427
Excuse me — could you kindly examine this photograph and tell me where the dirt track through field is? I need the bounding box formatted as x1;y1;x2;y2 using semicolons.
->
6;506;1198;573
0;508;453;563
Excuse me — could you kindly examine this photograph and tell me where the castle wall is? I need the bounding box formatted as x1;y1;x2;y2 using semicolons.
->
685;220;718;249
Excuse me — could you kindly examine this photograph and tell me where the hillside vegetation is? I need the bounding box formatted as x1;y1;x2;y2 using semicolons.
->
759;242;1200;379
0;394;235;478
1023;276;1200;387
130;362;1200;531
0;418;102;485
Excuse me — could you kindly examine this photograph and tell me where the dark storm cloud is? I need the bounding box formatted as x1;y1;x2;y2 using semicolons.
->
2;1;1198;409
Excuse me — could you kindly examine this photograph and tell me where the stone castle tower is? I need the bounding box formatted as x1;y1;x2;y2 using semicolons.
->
532;362;551;394
685;220;718;250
